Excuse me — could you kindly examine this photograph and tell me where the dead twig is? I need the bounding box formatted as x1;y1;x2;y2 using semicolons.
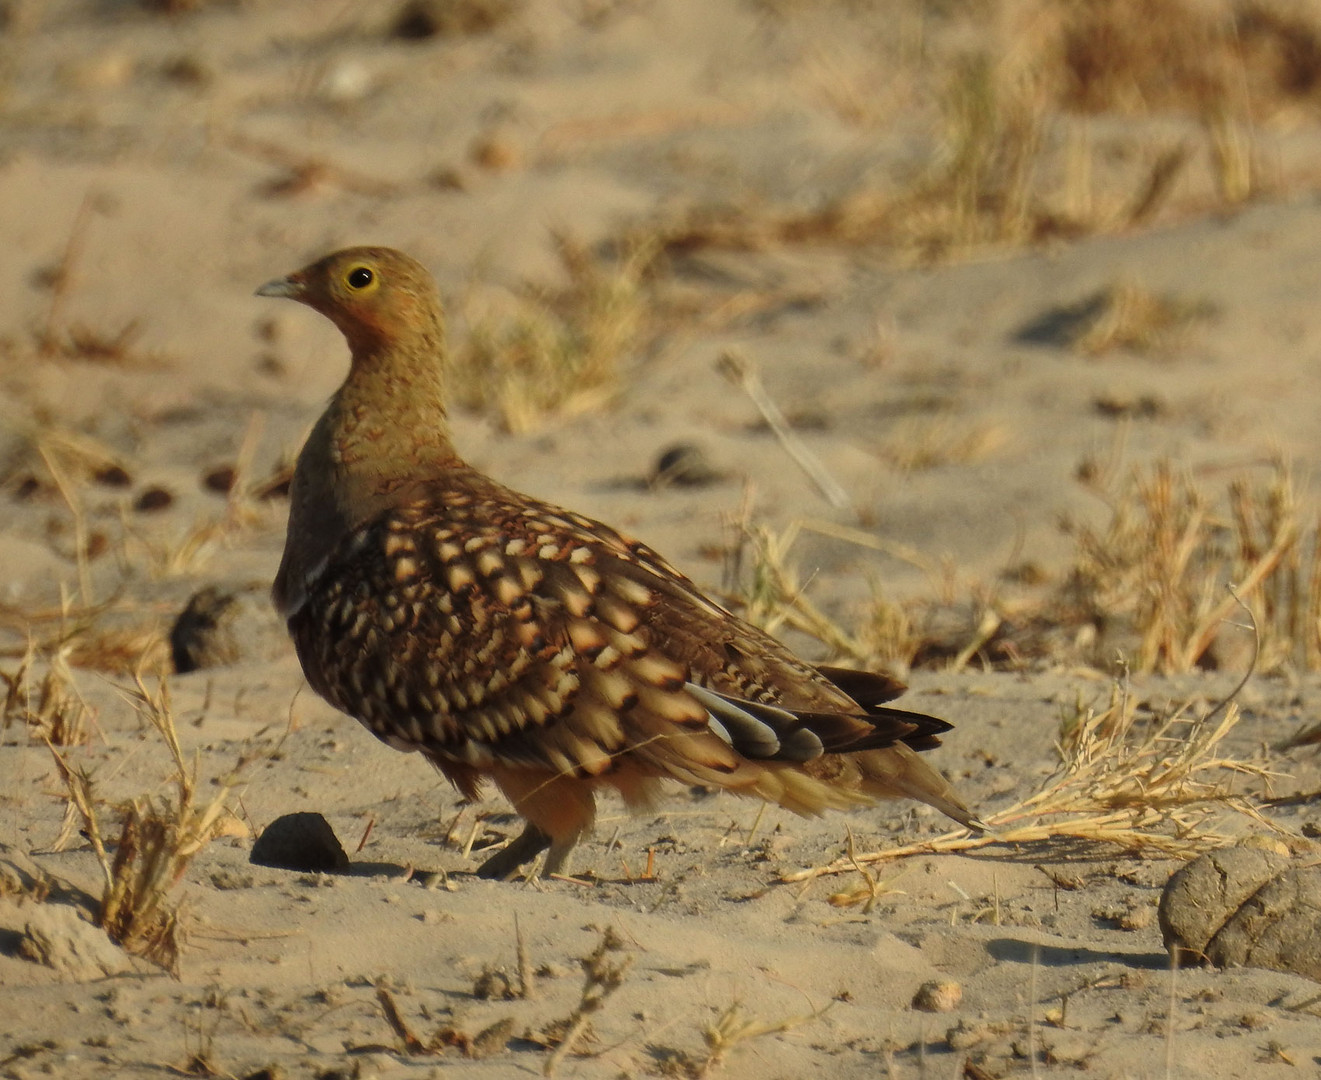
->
716;349;849;508
544;929;632;1076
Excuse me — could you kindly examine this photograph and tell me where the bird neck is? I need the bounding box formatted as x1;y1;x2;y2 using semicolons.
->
274;307;457;619
331;332;459;481
272;337;459;618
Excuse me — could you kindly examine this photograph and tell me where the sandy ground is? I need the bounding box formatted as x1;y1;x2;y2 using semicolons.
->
5;1;1321;1077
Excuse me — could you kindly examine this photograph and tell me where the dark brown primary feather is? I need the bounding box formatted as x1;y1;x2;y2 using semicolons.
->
260;246;976;879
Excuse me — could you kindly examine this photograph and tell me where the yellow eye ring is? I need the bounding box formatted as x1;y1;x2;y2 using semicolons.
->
346;266;375;290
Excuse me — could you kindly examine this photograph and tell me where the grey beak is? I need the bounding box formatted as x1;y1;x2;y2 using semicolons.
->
255;275;304;299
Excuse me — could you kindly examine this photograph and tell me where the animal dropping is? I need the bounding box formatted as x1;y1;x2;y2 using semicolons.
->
258;246;976;879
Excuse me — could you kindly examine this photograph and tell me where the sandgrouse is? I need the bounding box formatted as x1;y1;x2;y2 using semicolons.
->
259;247;975;879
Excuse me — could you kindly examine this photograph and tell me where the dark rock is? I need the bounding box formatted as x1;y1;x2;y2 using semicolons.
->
649;443;723;489
170;585;286;673
251;813;349;873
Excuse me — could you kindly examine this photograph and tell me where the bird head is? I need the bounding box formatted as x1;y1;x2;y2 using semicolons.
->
256;247;444;355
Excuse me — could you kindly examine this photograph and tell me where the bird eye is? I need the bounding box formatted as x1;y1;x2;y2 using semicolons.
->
346;267;374;289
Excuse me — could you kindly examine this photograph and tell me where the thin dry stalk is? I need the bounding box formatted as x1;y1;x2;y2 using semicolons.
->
785;686;1273;888
377;987;428;1054
716;350;849;508
37;192;98;359
38;443;95;606
1205;110;1261;205
516;913;537;1000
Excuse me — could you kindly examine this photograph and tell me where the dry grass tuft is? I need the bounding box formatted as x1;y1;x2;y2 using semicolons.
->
47;674;236;974
0;860;52;904
0;591;171;679
786;681;1275;890
697;1001;827;1077
612;0;1321;272
1;566;172;673
874;417;1009;473
1048;0;1321;121
376;984;514;1059
724;516;1002;674
615;46;1171;263
1047;0;1234;115
453;233;660;432
724;453;1321;677
1;644;95;746
63;622;169;676
727;519;901;664
1020;279;1214;357
654;998;829;1078
900;51;1052;257
1059;456;1311;674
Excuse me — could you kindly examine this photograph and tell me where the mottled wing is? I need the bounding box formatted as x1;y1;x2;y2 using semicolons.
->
286;473;936;792
288;479;733;788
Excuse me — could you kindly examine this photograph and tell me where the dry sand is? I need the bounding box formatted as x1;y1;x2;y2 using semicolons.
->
4;1;1321;1077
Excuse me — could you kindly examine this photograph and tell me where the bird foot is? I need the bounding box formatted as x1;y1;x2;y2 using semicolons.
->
475;824;552;880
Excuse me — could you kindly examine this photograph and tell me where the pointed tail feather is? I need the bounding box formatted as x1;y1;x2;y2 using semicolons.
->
806;744;983;831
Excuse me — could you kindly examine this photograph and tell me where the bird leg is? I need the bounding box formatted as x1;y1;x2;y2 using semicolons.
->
475;823;552;880
484;766;597;879
541;832;581;879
